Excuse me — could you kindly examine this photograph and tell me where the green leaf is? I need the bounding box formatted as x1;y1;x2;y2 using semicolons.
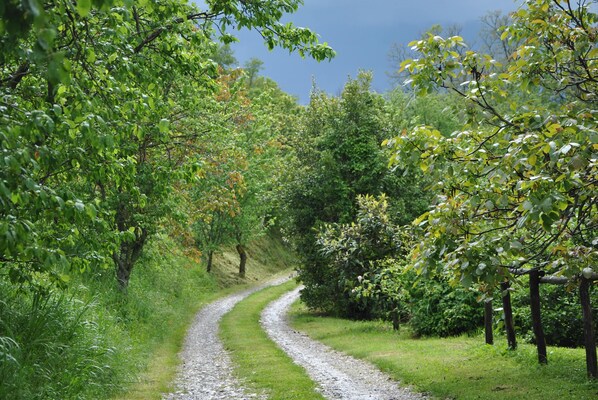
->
10;192;20;205
77;0;92;17
27;0;42;17
74;200;85;212
158;119;169;133
460;274;473;288
540;212;553;231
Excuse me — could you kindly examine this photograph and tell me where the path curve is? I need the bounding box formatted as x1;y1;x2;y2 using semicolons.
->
163;275;290;400
261;286;427;400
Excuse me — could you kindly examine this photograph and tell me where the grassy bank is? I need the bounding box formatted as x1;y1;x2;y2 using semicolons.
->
220;280;325;399
290;302;598;400
111;232;298;400
0;231;295;400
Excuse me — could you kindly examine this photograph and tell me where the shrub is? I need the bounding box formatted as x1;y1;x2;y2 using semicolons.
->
407;274;484;337
314;195;403;319
511;282;598;348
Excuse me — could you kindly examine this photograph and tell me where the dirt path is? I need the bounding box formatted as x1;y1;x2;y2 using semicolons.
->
261;286;427;400
162;275;290;400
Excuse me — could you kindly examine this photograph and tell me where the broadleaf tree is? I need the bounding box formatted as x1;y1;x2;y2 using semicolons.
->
387;0;597;300
0;0;334;289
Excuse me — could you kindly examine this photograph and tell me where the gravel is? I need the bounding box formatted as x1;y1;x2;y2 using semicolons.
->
162;275;290;400
261;286;428;400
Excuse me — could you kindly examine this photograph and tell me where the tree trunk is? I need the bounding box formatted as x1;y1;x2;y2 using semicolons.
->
113;228;148;291
501;280;517;350
484;299;494;345
580;277;597;378
206;251;213;273
236;244;247;277
529;270;547;364
392;306;400;331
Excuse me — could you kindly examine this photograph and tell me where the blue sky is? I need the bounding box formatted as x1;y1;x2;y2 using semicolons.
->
207;1;524;103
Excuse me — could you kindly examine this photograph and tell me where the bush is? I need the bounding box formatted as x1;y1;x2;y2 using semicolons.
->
511;282;598;348
313;195;403;319
407;275;484;337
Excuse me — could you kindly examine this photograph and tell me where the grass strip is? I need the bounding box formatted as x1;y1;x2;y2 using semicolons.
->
113;271;296;400
290;302;598;400
111;233;297;400
220;280;325;400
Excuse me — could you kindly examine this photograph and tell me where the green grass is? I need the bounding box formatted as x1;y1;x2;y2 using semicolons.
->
290;302;598;400
220;280;326;400
0;284;128;400
0;230;296;400
110;232;299;400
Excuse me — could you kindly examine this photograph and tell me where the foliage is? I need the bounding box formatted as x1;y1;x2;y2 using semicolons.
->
356;259;483;336
478;10;519;63
279;73;433;314
385;89;464;138
187;68;300;273
509;281;598;348
315;195;403;318
407;273;483;337
0;0;333;290
0;282;126;400
281;73;389;236
386;0;598;292
189;125;246;272
353;260;411;325
0;229;294;400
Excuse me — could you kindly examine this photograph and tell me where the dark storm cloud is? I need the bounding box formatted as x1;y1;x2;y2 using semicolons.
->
218;0;524;102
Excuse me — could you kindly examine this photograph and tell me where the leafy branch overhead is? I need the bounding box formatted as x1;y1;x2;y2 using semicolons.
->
0;0;333;288
387;0;597;288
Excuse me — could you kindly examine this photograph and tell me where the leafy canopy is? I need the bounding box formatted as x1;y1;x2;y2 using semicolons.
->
387;0;597;290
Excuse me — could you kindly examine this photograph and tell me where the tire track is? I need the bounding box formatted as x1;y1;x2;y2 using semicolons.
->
163;275;290;400
260;286;427;400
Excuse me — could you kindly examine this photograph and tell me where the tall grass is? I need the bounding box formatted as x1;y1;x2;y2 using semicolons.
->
0;233;218;400
0;282;127;400
0;230;295;400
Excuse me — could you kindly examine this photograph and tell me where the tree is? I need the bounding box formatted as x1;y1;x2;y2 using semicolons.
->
211;43;238;69
478;10;518;63
279;72;433;314
390;0;597;293
388;24;464;87
244;58;265;89
228;71;302;276
0;0;334;289
387;0;597;375
189;144;246;273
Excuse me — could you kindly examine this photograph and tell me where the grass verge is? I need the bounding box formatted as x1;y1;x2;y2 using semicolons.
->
290;301;598;400
110;232;298;400
220;280;325;400
0;228;296;400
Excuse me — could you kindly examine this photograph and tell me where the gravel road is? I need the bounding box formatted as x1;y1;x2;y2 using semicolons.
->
261;286;427;400
163;275;290;400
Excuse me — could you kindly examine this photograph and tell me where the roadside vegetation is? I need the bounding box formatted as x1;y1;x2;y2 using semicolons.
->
0;230;295;400
282;0;598;381
291;301;598;400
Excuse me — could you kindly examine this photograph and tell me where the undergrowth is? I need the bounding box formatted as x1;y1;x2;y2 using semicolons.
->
0;230;294;400
0;283;126;400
